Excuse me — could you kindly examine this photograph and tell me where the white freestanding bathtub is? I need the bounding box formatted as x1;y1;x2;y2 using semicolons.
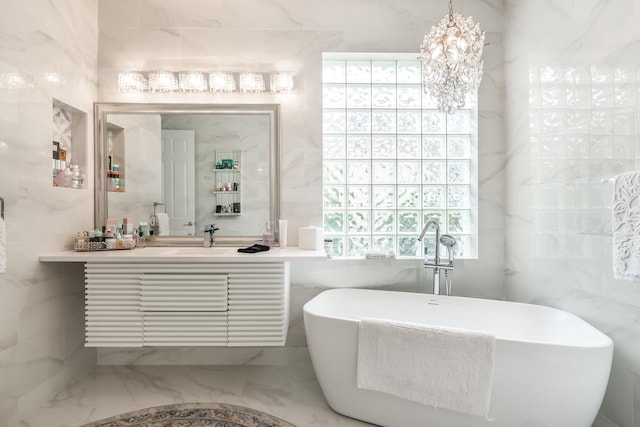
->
303;289;613;427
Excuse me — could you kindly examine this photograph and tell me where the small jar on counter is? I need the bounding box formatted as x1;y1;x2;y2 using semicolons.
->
324;238;334;259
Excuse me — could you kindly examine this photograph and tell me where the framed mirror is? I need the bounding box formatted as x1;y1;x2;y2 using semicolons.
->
94;102;280;246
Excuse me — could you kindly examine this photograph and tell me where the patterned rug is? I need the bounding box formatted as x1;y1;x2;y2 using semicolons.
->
81;403;296;427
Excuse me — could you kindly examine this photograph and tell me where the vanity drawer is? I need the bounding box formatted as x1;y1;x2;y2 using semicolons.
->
140;273;228;312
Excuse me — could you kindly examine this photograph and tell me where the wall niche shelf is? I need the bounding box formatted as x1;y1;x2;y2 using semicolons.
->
52;99;87;189
214;150;241;216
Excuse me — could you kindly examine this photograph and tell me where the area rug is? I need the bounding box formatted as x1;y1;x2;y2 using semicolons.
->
81;403;296;427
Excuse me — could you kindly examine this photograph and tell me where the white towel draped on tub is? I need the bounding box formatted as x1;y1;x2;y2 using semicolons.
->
357;318;495;417
0;216;6;273
612;171;640;282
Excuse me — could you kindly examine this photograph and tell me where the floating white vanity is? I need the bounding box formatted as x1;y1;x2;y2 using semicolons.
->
40;247;326;348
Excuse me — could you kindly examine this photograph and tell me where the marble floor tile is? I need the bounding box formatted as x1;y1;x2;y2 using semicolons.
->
14;356;374;427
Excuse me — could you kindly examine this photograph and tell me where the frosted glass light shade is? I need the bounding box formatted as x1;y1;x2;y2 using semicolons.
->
239;72;265;93
149;71;178;92
270;72;295;92
209;72;236;92
118;71;147;93
179;71;208;92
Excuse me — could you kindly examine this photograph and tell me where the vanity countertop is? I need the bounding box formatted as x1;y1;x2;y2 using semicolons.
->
39;246;327;263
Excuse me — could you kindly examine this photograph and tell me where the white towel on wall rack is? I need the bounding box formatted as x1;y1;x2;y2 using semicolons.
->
612;171;640;282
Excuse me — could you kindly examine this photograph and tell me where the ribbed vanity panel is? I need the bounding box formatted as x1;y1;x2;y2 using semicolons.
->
228;263;290;346
143;312;228;346
140;273;228;311
84;262;289;347
85;269;143;347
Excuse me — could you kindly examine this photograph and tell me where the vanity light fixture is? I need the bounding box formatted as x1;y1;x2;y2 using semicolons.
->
209;71;236;93
148;70;178;93
239;72;266;93
117;70;294;94
270;72;294;93
418;0;485;113
178;71;208;92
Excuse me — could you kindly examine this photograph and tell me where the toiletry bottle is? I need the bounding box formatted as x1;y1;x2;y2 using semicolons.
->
324;238;334;259
279;219;288;249
137;229;146;248
263;221;275;246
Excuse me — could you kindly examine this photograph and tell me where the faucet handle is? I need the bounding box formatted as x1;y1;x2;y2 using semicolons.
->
205;224;219;234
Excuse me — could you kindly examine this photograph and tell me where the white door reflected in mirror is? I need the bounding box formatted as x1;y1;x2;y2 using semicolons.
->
162;130;195;236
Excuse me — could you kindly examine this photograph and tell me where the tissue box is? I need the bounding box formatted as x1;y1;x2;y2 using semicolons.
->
298;226;323;250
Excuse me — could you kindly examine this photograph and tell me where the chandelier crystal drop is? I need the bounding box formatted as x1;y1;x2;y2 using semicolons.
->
419;0;485;113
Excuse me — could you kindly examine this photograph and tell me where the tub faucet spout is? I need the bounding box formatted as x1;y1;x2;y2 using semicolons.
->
417;220;441;294
417;219;440;263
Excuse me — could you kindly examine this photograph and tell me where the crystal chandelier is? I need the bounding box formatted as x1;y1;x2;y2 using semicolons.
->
419;0;485;113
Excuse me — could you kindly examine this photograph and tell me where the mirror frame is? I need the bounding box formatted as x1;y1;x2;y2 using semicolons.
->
94;102;281;246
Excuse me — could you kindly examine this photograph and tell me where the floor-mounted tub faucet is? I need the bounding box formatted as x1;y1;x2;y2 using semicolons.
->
417;220;456;295
418;219;440;264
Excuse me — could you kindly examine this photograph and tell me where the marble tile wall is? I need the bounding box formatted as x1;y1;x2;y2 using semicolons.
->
504;1;640;426
0;0;98;425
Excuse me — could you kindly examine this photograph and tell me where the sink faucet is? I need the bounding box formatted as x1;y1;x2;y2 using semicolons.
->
203;224;219;248
417;220;456;295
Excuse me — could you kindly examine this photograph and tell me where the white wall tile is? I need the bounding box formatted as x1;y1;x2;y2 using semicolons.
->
504;1;640;426
0;0;98;424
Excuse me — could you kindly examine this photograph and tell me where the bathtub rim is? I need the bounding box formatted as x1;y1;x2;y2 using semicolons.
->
303;288;613;350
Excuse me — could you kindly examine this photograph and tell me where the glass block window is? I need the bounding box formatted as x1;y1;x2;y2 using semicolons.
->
322;53;478;259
